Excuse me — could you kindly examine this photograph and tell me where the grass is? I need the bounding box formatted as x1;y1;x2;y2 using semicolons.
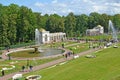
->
0;56;62;76
22;43;120;80
44;41;77;48
82;34;112;40
66;42;90;53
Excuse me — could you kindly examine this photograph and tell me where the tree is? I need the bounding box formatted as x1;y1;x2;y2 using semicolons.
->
0;14;10;46
75;14;88;36
46;14;64;32
16;6;31;42
7;4;19;45
64;12;76;37
8;14;17;45
88;12;102;29
113;14;120;31
101;13;110;33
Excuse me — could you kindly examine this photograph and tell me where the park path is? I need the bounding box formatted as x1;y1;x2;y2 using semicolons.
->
0;47;100;80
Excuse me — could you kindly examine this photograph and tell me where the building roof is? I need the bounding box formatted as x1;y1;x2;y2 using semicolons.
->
97;25;102;27
39;28;46;32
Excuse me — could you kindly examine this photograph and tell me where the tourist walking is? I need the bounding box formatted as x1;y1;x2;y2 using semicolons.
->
1;70;5;76
22;65;25;72
68;52;71;57
29;65;33;71
65;53;68;59
72;51;75;56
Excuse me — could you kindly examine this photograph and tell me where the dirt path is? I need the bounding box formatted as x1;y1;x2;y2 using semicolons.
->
0;48;100;80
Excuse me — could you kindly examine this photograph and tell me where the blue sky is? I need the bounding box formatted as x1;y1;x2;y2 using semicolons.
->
0;0;120;16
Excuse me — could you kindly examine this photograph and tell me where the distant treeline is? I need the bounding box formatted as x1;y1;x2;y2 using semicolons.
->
0;4;120;47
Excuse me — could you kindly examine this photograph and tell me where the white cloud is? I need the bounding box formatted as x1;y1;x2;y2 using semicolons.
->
52;0;58;3
83;0;96;4
92;5;108;13
33;0;120;16
57;3;67;7
105;2;120;7
34;2;44;7
111;3;120;7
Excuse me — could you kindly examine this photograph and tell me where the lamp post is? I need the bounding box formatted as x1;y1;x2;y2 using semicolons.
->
8;54;11;60
27;59;29;67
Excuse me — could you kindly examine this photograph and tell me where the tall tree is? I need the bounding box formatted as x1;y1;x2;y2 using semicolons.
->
64;12;76;37
26;9;36;41
75;14;88;36
88;12;102;29
7;4;19;45
0;14;10;46
16;6;30;42
101;13;110;33
46;14;64;32
113;14;120;31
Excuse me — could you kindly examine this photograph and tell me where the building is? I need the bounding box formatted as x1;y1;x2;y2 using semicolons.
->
35;28;66;44
86;25;104;36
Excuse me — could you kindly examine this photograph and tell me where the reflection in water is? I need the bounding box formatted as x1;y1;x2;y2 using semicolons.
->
39;48;63;57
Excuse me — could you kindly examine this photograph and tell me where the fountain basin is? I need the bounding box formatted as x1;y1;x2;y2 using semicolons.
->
8;48;64;58
113;45;118;48
26;75;41;80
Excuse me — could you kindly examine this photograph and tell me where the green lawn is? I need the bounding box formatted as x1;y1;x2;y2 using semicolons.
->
22;44;120;80
44;41;77;48
66;43;90;53
0;56;62;76
80;34;113;41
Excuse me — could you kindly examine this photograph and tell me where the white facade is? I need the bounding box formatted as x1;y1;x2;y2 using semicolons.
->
35;28;66;44
86;25;104;36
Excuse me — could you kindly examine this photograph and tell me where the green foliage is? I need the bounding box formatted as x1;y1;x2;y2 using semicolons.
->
75;14;89;36
46;14;64;32
113;14;120;31
64;12;76;37
82;34;112;41
0;51;2;55
66;43;90;53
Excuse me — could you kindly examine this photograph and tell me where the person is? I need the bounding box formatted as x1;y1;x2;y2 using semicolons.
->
72;51;75;56
1;70;5;76
68;52;71;57
22;65;25;72
65;53;68;59
62;43;64;48
29;65;33;71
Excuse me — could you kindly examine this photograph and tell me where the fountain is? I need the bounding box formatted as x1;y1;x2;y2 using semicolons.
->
108;20;118;48
35;29;64;56
108;20;118;42
35;28;41;45
35;28;44;52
